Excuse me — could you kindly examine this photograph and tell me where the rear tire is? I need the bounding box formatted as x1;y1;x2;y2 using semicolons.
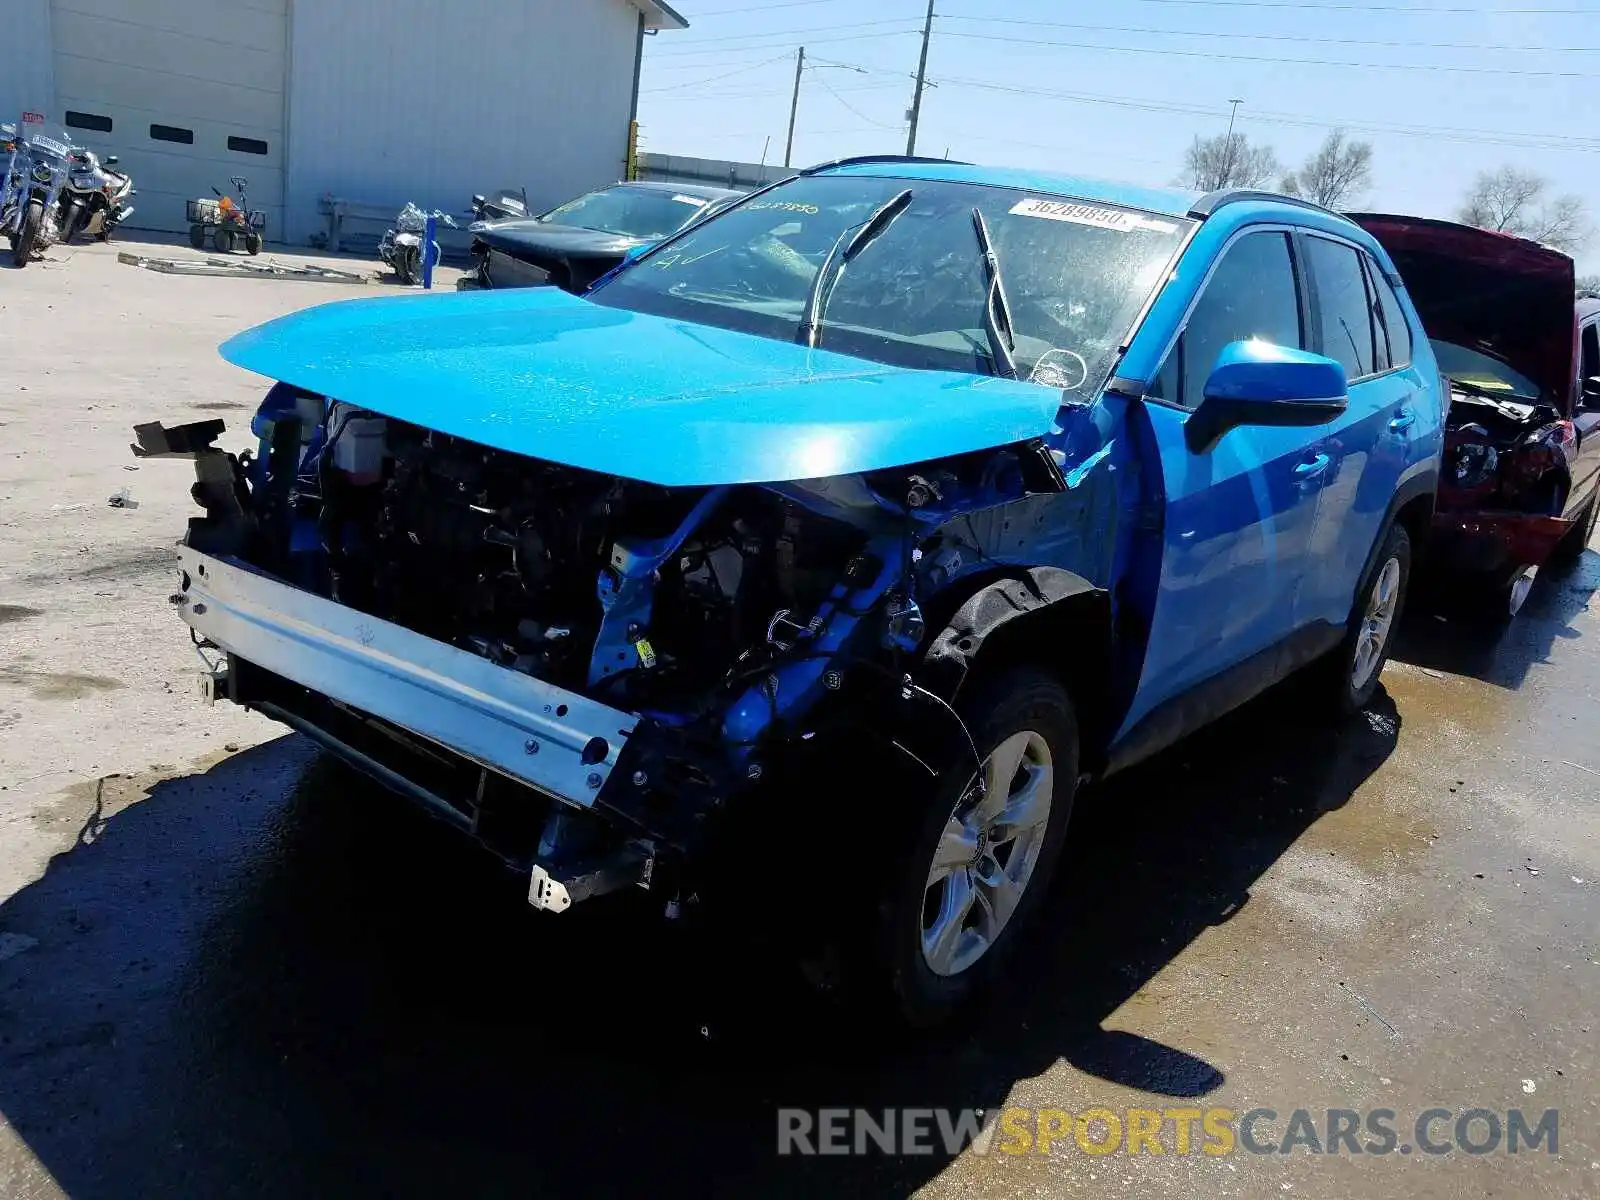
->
14;200;42;267
1315;522;1411;714
871;667;1079;1027
188;223;207;250
61;200;83;245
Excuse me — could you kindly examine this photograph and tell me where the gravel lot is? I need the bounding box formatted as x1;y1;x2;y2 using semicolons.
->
0;236;1596;1200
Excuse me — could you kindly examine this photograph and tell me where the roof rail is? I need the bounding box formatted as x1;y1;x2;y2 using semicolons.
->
1188;188;1349;221
801;154;970;175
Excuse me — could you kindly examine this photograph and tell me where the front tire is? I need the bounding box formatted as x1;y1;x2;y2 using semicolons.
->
213;226;236;254
245;232;262;256
1317;523;1411;714
14;200;42;267
877;667;1079;1027
1552;489;1598;564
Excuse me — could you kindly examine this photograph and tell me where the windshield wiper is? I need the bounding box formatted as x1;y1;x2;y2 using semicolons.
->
971;207;1018;380
797;189;913;348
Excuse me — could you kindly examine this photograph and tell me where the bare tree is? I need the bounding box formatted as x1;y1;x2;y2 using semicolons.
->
1179;132;1280;191
1578;274;1600;298
1458;166;1591;254
1279;130;1374;210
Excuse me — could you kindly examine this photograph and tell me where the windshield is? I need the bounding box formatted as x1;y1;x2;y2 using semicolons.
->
1432;339;1542;401
537;185;712;239
16;114;74;163
590;174;1193;393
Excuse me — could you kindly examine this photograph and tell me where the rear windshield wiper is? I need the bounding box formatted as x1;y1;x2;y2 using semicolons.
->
971;207;1018;380
798;189;913;348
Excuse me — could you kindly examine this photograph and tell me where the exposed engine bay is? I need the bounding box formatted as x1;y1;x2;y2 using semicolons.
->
134;383;1104;908
1441;387;1575;514
183;388;894;715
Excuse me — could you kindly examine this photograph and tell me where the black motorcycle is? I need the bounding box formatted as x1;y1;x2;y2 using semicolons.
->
469;187;529;223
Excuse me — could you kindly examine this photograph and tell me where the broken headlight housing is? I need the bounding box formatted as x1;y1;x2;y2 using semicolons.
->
1451;425;1499;487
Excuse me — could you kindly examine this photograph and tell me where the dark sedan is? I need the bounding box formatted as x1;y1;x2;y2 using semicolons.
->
465;180;741;293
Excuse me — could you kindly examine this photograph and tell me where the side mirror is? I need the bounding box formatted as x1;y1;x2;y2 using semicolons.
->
1582;375;1600;409
471;193;486;208
104;155;118;166
1184;340;1348;453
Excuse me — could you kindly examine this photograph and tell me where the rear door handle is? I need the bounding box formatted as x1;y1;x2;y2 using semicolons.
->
1388;408;1416;433
1294;452;1330;482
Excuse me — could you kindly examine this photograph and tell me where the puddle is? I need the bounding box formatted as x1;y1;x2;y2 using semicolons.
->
0;605;43;625
0;668;123;701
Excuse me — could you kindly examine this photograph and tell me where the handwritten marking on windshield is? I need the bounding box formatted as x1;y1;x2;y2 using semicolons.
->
743;201;820;215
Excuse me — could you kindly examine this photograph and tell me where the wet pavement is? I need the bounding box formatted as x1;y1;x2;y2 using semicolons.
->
1;244;1598;1199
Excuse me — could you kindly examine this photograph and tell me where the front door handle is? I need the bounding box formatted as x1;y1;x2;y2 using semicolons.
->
1294;452;1331;481
1388;408;1416;433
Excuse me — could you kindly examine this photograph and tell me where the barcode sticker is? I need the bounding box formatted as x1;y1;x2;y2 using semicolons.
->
1009;198;1178;234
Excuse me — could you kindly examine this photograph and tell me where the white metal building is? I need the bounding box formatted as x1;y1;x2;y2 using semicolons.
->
0;0;685;244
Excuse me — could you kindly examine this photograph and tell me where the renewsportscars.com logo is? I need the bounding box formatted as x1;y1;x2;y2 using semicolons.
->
777;1106;1560;1158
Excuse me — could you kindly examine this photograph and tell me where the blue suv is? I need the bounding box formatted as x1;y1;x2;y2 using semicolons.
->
141;155;1445;1025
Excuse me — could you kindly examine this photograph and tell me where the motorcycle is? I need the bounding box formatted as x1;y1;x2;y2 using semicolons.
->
469;187;529;223
0;114;73;267
58;147;134;243
378;202;455;285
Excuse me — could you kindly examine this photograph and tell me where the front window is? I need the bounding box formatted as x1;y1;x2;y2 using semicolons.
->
590;174;1193;396
1432;339;1541;401
537;186;710;240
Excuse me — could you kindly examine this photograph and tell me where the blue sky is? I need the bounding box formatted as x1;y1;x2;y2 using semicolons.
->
636;0;1600;272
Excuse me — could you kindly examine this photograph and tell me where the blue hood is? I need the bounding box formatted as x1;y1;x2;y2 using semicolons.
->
218;287;1062;487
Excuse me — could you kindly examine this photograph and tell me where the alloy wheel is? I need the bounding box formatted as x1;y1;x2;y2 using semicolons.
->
920;729;1054;978
1351;555;1401;690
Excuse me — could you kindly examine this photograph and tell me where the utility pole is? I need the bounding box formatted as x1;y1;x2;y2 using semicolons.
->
1220;98;1243;186
905;0;935;156
784;46;806;168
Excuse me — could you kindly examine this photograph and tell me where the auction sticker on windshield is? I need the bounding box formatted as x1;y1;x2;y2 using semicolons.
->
1010;198;1178;234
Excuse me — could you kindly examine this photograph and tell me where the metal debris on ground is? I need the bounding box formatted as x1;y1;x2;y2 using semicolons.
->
107;488;138;509
116;251;370;285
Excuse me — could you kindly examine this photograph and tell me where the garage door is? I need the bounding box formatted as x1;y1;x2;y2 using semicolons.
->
51;0;286;238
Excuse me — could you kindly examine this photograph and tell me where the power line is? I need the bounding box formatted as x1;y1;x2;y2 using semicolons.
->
812;72;904;129
688;0;910;16
1102;0;1592;12
939;14;1600;53
642;54;792;93
646;18;921;51
930;74;1600;152
647;82;908;102
936;30;1593;77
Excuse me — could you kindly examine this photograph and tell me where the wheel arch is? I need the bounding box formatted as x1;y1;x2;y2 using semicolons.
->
916;567;1115;773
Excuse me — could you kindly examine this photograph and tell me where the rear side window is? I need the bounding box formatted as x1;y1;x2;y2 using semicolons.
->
1306;236;1377;380
1580;322;1599;382
1369;261;1412;370
1151;230;1305;409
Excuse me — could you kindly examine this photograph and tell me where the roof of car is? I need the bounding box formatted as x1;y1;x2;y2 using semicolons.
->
616;180;742;202
1579;296;1600;319
821;160;1204;218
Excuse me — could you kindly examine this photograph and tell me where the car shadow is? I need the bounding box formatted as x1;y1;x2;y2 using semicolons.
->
1393;544;1597;688
0;680;1403;1198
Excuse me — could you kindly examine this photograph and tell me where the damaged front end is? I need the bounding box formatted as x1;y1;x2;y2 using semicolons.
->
1435;385;1579;576
135;385;1116;913
1350;213;1581;590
